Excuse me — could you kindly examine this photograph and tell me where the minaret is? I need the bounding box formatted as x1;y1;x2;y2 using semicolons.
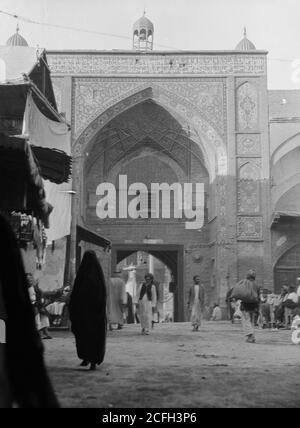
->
132;11;154;51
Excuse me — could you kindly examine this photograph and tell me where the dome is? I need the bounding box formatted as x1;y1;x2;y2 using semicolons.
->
235;28;256;51
133;13;154;32
132;12;154;51
6;25;28;47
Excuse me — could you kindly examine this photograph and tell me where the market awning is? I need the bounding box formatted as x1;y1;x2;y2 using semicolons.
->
31;146;72;184
0;82;28;118
0;81;63;122
0;47;70;123
76;225;111;250
0;133;52;227
76;225;111;272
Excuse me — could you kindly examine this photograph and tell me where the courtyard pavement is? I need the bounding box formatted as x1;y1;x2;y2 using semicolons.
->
44;321;300;408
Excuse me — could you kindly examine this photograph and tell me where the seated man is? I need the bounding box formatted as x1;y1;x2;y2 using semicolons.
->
46;287;70;327
211;303;222;321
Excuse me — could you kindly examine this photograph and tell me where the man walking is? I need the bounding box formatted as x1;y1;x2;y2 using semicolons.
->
232;269;260;343
137;273;157;335
187;275;205;332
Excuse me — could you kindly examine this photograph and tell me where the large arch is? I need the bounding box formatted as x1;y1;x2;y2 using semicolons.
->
272;173;300;208
82;99;211;226
72;84;227;180
272;145;300;186
275;184;300;213
271;132;300;166
272;144;300;208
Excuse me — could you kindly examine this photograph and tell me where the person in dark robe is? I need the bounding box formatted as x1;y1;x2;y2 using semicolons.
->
0;214;59;408
226;287;235;323
69;250;107;371
125;292;135;324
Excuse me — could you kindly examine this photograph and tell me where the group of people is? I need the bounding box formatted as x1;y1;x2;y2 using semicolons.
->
229;284;300;331
27;275;71;339
3;203;300;408
228;270;300;343
259;284;300;329
191;268;300;344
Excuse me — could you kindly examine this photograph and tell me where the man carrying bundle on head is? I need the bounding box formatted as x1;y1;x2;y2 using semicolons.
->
231;269;261;343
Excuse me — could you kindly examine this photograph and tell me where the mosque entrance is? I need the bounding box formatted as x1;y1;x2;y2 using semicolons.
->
82;98;210;318
111;244;184;322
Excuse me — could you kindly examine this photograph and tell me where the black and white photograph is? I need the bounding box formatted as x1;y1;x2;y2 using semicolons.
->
0;0;300;411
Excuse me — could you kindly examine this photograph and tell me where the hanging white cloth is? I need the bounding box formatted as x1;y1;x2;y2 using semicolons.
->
42;179;72;242
23;92;70;154
125;268;138;303
23;93;72;242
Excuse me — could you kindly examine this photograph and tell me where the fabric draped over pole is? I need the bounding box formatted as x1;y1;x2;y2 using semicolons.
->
23;93;72;243
0;134;52;227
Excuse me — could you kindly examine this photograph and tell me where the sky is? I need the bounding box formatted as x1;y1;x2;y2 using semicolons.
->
0;0;299;89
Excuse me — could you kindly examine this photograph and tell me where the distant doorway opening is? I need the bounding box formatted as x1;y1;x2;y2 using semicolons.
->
111;244;184;321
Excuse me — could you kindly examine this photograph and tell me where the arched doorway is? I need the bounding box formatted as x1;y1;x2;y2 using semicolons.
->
274;244;300;293
111;243;184;321
116;250;175;323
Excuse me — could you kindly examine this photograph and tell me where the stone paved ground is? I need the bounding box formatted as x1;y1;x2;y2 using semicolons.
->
44;322;300;408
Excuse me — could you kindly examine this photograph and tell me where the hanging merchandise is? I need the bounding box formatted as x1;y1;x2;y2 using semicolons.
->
33;220;47;270
23;93;72;243
9;212;34;243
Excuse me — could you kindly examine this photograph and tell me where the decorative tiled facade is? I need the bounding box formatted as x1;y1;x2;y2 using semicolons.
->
48;53;267;76
236;134;261;156
237;81;259;131
71;78;226;139
47;49;271;314
237;216;263;240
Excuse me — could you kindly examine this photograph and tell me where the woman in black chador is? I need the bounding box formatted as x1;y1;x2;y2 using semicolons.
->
69;250;107;371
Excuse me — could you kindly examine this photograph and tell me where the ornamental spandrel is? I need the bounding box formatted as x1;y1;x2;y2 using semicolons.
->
71;78;226;138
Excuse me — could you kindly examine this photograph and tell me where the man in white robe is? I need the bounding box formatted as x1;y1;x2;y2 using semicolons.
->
187;275;205;331
108;271;127;330
137;273;157;335
124;266;138;323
